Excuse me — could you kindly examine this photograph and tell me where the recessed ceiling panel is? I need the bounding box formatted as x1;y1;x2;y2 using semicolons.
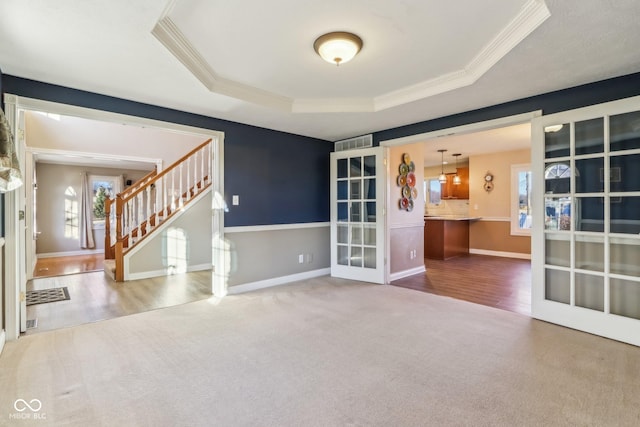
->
161;0;544;111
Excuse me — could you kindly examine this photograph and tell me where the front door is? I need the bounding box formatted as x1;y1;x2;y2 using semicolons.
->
330;147;386;284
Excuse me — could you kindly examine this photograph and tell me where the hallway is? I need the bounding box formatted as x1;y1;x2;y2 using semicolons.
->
26;270;212;334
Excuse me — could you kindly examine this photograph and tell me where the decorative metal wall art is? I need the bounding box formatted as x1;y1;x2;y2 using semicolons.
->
397;153;417;211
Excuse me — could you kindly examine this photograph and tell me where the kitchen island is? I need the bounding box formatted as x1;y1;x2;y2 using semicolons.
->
424;216;480;260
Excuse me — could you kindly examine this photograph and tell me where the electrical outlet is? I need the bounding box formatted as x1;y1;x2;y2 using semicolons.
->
298;254;304;264
232;195;239;205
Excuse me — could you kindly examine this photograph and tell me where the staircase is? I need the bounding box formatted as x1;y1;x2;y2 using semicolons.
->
104;138;213;281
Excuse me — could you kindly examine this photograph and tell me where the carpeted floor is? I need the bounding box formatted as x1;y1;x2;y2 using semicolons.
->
1;276;639;426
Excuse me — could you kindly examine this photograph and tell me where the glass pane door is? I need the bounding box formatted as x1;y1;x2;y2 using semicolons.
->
331;147;385;284
533;96;640;346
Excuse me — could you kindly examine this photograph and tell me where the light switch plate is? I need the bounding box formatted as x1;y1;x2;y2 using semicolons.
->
232;195;239;205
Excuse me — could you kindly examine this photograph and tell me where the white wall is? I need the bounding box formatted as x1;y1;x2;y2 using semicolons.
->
35;163;150;255
127;191;213;278
25;111;206;165
388;142;425;277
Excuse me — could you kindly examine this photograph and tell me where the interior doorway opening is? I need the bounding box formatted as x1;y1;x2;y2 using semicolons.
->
2;94;226;340
381;112;539;315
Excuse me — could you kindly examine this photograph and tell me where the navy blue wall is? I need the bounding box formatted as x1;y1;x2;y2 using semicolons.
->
372;72;640;144
5;71;640;229
3;75;332;227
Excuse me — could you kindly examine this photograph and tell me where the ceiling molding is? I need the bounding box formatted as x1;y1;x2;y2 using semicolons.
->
375;0;551;111
292;98;375;113
151;9;293;111
152;0;550;114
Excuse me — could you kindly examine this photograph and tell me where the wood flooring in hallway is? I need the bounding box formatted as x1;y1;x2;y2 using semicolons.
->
34;253;104;278
391;254;531;316
26;270;213;335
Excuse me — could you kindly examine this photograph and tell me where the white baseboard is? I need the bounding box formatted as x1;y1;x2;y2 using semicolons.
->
125;263;212;281
38;249;104;258
469;248;531;260
390;265;426;282
0;330;5;356
228;268;331;295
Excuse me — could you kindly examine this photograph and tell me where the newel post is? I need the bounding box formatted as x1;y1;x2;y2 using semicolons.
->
115;194;125;281
104;197;113;259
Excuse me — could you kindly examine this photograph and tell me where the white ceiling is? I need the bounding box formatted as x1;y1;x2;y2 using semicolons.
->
34;152;156;171
422;123;531;167
1;0;639;141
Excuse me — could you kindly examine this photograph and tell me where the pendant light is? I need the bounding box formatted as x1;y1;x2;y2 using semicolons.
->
452;153;462;185
438;149;447;183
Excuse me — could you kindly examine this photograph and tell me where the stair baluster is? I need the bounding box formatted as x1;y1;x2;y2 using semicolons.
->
107;138;213;281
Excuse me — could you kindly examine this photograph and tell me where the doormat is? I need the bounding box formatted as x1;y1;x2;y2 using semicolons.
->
26;287;70;306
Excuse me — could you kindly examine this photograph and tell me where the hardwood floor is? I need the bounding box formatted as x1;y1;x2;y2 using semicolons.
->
392;254;531;316
34;253;104;278
25;270;213;335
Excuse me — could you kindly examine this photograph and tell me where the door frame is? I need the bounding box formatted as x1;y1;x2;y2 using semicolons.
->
378;110;542;289
24;146;164;280
2;94;227;340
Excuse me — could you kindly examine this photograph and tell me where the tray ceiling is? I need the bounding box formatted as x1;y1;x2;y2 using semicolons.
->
1;0;640;141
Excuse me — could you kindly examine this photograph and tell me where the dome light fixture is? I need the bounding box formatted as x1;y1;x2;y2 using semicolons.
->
438;149;448;183
314;31;363;66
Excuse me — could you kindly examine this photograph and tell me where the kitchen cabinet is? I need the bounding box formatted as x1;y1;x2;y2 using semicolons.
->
441;167;469;199
424;217;471;260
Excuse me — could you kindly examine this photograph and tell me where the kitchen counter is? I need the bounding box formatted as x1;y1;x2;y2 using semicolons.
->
424;215;481;221
424;216;479;260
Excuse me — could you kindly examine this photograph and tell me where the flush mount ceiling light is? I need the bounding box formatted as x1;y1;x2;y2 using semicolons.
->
314;31;363;66
438;149;448;183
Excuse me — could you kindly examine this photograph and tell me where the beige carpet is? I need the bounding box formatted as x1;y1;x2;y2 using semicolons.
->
1;277;639;426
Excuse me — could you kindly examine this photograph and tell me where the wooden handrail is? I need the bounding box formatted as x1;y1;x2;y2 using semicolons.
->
107;137;213;280
119;167;157;199
117;138;212;204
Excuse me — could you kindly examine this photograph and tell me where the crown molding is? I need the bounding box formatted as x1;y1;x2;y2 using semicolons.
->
152;4;292;112
153;0;550;114
292;98;375;113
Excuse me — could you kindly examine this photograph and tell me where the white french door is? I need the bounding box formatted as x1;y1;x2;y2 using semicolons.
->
532;95;640;346
330;147;386;284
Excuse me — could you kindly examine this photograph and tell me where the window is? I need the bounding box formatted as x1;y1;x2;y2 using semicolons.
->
511;164;532;235
90;175;122;228
425;178;442;205
64;186;78;238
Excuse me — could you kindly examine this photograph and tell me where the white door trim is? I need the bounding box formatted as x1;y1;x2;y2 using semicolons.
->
378;111;542;147
2;94;227;340
378;110;541;296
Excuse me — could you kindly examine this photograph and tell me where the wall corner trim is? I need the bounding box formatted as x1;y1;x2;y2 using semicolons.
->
469;248;531;260
0;330;6;357
390;265;427;282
